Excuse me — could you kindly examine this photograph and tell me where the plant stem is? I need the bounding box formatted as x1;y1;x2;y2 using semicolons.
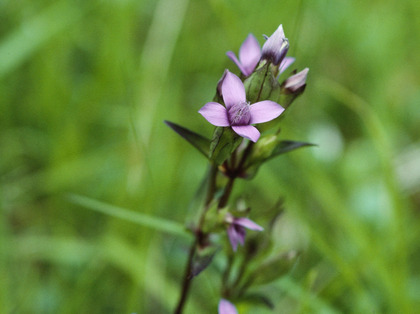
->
218;176;235;209
174;164;218;313
174;237;198;314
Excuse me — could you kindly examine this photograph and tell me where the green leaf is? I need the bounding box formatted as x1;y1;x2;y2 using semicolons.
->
67;194;192;240
164;120;211;158
240;293;274;309
190;245;218;278
269;140;315;160
249;251;300;286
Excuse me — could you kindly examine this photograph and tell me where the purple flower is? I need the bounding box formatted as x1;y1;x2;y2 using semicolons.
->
198;71;284;142
218;299;238;314
227;33;294;77
225;213;263;251
284;68;309;92
226;34;261;77
262;24;289;66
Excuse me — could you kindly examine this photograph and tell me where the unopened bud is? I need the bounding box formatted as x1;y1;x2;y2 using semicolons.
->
261;25;289;66
279;68;309;109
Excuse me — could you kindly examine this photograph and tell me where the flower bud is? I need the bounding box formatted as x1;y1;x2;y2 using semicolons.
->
261;25;289;66
279;68;309;109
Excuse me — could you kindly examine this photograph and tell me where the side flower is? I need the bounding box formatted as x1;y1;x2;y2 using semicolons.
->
226;34;261;77
225;213;263;251
218;299;238;314
198;71;284;142
227;32;294;77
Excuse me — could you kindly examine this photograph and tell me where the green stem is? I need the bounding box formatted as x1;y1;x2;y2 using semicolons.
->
174;164;218;313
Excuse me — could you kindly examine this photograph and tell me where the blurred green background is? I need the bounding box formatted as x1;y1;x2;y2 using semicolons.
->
1;0;420;313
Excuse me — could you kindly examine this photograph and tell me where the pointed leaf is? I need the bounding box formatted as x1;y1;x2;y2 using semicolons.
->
269;140;315;160
240;293;274;309
164;120;211;158
250;251;300;286
190;246;218;278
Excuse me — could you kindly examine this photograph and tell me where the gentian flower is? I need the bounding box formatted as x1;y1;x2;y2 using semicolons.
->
227;33;294;77
225;213;263;251
226;34;261;77
218;299;238;314
262;24;289;66
198;71;284;142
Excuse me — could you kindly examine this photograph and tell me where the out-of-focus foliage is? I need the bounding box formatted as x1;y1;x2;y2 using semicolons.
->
1;0;420;313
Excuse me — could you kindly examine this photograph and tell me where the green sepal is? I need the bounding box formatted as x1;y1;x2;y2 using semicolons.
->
209;127;242;165
244;62;281;104
249;251;300;286
164;120;211;158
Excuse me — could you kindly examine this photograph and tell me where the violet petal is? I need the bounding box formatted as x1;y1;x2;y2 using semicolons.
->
232;125;260;142
222;71;246;110
227;225;240;251
234;217;264;231
218;299;238;314
239;34;261;76
198;102;230;127
279;56;295;74
284;68;309;92
235;225;246;246
249;100;284;124
226;51;248;77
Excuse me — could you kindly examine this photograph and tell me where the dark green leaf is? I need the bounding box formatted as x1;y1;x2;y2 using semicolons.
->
240;293;274;309
164;120;211;158
250;251;300;286
190;246;218;278
269;140;315;160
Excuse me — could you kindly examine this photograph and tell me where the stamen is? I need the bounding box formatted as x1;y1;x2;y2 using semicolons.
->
228;101;251;126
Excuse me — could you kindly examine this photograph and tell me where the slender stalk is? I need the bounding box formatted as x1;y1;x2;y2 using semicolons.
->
218;176;235;209
174;164;218;313
174;237;198;314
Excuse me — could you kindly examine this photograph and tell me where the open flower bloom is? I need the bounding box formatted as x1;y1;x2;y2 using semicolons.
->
218;299;238;314
227;33;294;77
262;24;289;66
225;213;263;251
198;71;284;142
226;34;261;77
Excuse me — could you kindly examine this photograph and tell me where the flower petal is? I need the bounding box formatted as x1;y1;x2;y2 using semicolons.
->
234;217;264;231
279;56;295;74
222;71;246;110
232;125;260;142
249;100;284;124
218;299;238;314
239;34;261;76
226;51;248;77
198;102;229;127
227;225;240;251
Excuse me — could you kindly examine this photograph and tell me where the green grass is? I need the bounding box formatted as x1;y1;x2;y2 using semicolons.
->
1;0;420;313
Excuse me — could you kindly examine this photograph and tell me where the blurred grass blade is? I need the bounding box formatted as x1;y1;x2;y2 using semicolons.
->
67;194;192;239
165;120;210;158
0;1;85;78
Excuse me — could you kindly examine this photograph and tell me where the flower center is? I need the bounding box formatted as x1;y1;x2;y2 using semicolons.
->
228;101;251;126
